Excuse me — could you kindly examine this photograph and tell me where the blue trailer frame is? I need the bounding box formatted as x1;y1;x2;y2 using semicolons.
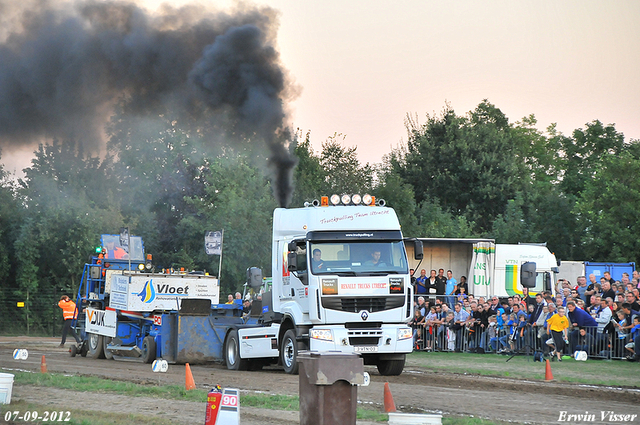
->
70;235;251;364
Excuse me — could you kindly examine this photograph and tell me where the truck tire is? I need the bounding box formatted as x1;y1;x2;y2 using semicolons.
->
87;333;105;359
103;336;113;360
225;330;249;371
141;336;156;364
376;356;405;376
280;329;299;374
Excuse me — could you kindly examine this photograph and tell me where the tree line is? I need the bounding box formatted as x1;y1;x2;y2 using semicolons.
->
0;100;638;334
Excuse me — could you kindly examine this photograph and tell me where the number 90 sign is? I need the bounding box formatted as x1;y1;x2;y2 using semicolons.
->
222;394;238;407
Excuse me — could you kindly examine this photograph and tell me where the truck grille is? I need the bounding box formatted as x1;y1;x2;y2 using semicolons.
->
321;296;404;313
348;328;383;346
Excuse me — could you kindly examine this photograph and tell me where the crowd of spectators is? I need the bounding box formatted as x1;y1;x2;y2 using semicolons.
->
409;269;640;361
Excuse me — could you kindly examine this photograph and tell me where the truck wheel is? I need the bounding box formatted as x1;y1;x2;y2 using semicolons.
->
87;333;105;359
142;336;156;364
376;356;405;376
225;330;249;371
280;329;299;374
103;336;114;360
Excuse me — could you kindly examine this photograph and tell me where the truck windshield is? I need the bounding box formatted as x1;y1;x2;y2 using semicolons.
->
101;234;144;262
309;241;408;275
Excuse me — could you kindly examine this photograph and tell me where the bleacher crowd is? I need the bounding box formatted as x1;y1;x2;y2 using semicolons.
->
409;269;640;361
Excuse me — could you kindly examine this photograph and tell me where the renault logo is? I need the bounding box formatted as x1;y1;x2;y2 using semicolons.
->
360;310;369;321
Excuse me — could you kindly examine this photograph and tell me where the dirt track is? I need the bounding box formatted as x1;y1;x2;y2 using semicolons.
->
1;337;639;424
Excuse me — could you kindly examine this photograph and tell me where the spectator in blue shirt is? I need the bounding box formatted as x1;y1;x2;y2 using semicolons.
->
498;314;517;353
445;270;457;309
415;269;428;294
511;303;527;321
567;300;598;350
624;316;640;361
453;303;470;352
576;276;588;302
567;301;598;327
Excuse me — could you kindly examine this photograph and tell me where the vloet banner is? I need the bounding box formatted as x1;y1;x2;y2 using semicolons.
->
109;274;219;312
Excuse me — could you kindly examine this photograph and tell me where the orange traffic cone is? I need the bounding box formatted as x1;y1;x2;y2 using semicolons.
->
185;363;196;390
40;355;47;373
544;359;554;381
383;382;397;413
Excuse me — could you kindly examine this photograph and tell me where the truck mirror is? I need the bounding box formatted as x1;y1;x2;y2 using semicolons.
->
413;240;424;260
521;262;536;288
246;267;263;290
545;272;552;292
288;241;297;252
287;252;298;272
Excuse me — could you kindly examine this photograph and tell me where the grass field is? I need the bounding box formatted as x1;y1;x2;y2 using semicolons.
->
406;351;639;387
2;399;179;425
3;371;388;422
1;370;522;424
4;352;637;424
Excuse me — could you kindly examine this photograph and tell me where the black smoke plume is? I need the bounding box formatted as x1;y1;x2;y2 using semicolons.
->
0;0;297;206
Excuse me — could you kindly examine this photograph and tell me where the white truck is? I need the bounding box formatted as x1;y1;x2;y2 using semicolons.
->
231;196;420;375
405;238;558;298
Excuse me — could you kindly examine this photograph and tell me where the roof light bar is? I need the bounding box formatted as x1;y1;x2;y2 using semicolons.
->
308;193;382;206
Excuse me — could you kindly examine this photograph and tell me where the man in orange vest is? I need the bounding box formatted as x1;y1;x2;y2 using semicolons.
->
58;295;81;348
105;239;128;259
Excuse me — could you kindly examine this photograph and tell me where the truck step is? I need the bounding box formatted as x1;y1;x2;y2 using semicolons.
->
106;343;142;358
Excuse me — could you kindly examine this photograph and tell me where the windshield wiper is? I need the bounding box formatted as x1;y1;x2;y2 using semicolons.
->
314;270;358;276
334;271;358;276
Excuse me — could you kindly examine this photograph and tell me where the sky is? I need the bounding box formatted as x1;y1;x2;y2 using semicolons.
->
1;0;639;173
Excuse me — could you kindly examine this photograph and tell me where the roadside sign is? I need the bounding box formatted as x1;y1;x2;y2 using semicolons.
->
360;371;370;387
216;388;240;425
152;359;168;373
13;349;28;360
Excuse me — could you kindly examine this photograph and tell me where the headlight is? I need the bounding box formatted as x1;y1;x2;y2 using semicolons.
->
397;328;412;341
310;329;334;342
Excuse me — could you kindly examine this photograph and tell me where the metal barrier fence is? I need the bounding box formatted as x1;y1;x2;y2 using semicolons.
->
410;323;630;360
410;292;632;361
